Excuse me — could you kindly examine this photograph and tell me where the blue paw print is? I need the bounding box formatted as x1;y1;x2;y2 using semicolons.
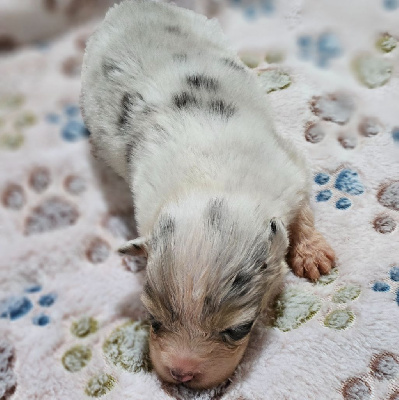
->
230;0;275;19
0;284;57;326
383;0;398;10
46;104;90;142
297;32;342;68
314;168;365;210
372;266;399;306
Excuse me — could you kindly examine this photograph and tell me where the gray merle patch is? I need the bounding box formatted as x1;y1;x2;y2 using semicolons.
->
125;143;133;164
173;92;199;109
165;25;181;35
187;74;219;92
221;58;246;71
173;53;187;62
208;99;236;118
119;92;144;127
206;198;226;230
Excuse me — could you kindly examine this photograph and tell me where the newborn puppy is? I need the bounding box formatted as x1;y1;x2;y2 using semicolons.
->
81;0;335;389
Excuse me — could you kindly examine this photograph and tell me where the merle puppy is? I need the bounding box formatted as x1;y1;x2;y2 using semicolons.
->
80;0;335;389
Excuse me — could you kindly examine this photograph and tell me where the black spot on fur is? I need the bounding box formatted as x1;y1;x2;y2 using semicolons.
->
149;314;162;334
165;25;181;34
202;296;214;317
159;215;175;236
125;143;133;164
143;282;153;297
187;74;219;92
118;92;145;127
232;272;252;289
173;53;187;62
142;105;153;115
173;92;198;109
119;93;132;126
208;99;236;119
230;272;253;298
270;220;277;234
206;198;226;230
221;58;246;71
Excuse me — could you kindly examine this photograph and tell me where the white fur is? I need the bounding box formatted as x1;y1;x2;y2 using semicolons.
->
80;0;310;238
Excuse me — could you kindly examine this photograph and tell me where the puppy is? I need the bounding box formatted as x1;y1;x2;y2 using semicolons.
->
80;0;335;389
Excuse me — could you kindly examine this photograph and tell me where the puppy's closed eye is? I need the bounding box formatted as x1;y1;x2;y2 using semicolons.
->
221;321;254;342
149;314;162;334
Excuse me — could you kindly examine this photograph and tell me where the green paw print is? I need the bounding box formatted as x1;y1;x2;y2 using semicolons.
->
103;321;151;373
85;373;116;398
273;268;360;331
62;345;92;372
274;288;322;332
0;94;37;150
324;309;355;330
71;316;98;338
61;316;150;397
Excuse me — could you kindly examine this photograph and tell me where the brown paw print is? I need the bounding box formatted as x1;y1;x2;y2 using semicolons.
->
341;351;399;400
372;181;399;234
61;31;91;77
1;167;87;235
305;92;384;150
86;237;110;264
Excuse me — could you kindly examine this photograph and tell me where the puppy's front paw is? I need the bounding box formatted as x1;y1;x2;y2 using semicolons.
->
288;231;335;281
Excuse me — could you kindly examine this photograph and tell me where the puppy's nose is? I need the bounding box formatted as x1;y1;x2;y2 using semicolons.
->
170;368;194;382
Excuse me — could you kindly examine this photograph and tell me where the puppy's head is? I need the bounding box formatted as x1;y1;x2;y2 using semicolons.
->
119;196;288;389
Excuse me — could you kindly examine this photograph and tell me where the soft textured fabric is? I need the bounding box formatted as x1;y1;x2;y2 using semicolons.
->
0;1;398;399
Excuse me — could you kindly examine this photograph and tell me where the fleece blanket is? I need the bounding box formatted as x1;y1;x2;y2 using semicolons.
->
1;0;398;399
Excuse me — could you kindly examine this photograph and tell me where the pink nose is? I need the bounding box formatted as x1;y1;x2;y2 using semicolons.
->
170;369;194;382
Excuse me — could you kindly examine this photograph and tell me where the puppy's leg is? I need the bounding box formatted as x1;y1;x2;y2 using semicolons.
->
288;204;335;281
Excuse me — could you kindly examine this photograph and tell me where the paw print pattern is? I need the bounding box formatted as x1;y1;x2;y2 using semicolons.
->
0;94;37;151
384;0;399;10
46;104;90;142
297;32;342;68
1;167;86;235
376;33;397;53
229;0;275;20
86;237;110;264
342;351;399;400
373;215;397;234
61;317;150;397
272;268;360;332
305;92;385;150
353;54;393;89
85;374;116;398
372;181;399;234
314;168;365;210
257;69;291;93
61;32;90;77
0;284;56;326
372;266;399;306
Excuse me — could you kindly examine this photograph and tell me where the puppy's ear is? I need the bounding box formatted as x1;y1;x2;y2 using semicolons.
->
266;218;289;266
118;237;148;257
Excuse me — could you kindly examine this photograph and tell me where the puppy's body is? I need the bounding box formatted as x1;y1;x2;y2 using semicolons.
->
81;0;334;389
